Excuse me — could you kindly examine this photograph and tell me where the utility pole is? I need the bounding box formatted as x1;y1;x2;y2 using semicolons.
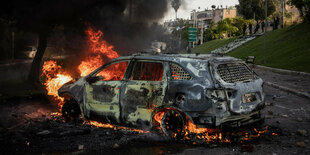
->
200;20;204;45
282;0;285;28
129;0;132;22
12;31;15;60
195;11;197;46
254;12;256;22
264;0;268;64
254;12;256;28
193;10;196;48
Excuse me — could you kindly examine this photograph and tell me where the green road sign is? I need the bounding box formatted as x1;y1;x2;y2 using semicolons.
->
188;27;197;42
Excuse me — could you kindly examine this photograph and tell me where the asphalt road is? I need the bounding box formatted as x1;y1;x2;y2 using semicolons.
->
0;83;309;154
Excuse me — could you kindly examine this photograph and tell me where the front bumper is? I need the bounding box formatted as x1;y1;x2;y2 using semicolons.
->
192;110;264;128
219;111;264;128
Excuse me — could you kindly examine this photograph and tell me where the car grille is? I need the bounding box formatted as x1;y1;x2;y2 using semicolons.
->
217;63;255;83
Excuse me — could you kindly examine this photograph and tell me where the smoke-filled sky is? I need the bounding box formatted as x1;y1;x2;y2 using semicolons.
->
162;0;239;22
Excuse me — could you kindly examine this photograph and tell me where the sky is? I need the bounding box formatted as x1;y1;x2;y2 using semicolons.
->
162;0;239;22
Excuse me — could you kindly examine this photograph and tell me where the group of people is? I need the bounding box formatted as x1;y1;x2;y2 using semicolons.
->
243;17;281;36
243;22;265;36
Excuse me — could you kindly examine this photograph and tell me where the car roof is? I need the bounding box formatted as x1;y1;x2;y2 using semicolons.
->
112;53;241;63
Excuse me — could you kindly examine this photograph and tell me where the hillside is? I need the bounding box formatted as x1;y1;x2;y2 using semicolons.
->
228;23;310;73
192;37;237;54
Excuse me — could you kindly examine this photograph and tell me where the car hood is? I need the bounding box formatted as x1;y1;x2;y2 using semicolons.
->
58;77;87;103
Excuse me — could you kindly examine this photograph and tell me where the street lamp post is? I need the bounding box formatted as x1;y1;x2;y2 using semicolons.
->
200;20;204;45
12;31;14;60
282;0;285;28
192;10;197;48
264;0;268;64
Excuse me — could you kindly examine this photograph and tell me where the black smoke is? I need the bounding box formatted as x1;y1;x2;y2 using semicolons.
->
0;0;179;83
1;0;173;55
82;0;171;54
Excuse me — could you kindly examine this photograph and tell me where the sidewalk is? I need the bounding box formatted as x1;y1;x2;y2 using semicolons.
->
253;66;310;99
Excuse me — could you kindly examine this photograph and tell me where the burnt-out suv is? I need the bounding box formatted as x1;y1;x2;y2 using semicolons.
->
59;53;265;136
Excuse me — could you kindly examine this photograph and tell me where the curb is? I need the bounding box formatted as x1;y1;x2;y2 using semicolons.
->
265;81;310;100
256;65;310;77
0;60;32;68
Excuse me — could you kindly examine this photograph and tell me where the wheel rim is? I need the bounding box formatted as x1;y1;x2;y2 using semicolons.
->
62;99;81;121
161;110;184;138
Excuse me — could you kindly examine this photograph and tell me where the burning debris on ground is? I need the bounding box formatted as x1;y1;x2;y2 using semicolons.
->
0;105;284;154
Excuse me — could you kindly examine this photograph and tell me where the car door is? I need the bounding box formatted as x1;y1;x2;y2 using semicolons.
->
85;61;129;124
121;60;167;127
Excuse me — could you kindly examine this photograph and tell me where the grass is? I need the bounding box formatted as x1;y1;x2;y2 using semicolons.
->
192;37;238;54
228;23;310;73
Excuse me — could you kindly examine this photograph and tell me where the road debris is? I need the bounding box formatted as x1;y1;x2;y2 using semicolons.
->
296;141;307;148
297;130;308;136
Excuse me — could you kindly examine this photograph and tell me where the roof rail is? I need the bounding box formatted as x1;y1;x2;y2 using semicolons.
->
211;53;224;57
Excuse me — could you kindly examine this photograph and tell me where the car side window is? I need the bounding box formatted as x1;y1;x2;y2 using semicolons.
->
96;61;128;81
169;63;192;80
131;61;163;81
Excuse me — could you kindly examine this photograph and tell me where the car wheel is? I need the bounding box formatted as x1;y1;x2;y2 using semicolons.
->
62;99;81;122
161;110;185;139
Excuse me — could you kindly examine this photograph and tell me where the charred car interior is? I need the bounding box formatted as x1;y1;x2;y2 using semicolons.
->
58;53;265;137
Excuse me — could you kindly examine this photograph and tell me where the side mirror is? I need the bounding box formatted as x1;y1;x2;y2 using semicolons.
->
86;76;105;84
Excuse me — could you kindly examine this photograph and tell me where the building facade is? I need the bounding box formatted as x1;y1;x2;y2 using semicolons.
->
190;7;237;28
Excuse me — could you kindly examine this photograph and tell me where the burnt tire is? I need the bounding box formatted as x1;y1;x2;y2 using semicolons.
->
161;110;185;139
62;99;81;122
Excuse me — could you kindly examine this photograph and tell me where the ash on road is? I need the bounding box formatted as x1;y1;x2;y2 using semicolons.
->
0;85;309;154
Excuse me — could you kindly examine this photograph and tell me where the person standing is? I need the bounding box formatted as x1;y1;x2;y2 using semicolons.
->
187;46;191;54
261;21;265;32
249;23;253;35
243;24;247;36
254;23;259;34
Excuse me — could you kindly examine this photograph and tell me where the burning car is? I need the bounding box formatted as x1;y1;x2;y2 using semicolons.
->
58;53;265;137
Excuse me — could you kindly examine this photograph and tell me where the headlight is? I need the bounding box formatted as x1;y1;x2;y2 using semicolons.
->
241;93;257;103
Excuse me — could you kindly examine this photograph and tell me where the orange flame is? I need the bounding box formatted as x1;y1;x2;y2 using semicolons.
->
153;110;270;143
42;26;120;107
87;120;150;133
42;60;73;108
78;27;119;76
42;27;142;133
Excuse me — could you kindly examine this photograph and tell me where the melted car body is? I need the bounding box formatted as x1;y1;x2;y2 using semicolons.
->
59;53;265;131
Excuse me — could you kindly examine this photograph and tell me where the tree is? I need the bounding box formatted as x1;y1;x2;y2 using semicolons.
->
1;0;171;85
288;0;310;22
236;0;277;21
171;0;181;19
0;0;109;84
204;22;220;41
171;19;190;50
232;16;250;36
217;18;238;38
